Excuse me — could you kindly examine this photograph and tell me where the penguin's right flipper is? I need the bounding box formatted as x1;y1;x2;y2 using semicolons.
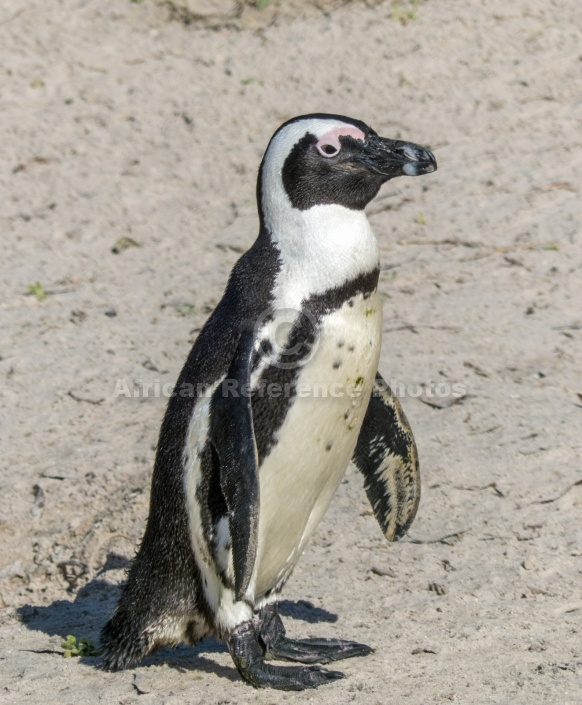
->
352;372;420;540
228;621;344;690
210;329;260;600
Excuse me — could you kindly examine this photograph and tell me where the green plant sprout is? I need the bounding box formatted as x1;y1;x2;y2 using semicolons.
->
392;0;418;25
61;635;102;658
27;282;47;301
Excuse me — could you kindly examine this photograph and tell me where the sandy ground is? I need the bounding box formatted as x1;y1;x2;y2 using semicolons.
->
1;0;581;702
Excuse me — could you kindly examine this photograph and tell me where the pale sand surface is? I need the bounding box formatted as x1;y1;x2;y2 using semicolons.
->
1;1;581;703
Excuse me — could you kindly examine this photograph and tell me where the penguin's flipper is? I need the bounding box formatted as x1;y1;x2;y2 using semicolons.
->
210;329;260;600
352;372;420;540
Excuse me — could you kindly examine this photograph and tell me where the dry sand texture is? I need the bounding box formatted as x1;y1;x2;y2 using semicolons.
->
1;0;581;703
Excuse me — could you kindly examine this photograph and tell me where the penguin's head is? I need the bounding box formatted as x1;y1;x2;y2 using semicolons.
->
258;113;436;226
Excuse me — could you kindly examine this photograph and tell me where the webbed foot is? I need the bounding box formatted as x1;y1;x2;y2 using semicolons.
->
228;621;344;690
258;603;373;664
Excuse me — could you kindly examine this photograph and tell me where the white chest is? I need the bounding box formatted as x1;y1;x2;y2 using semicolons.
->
252;289;382;598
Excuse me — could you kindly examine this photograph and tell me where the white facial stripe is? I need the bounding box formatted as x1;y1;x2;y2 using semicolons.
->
270;118;364;162
261;118;366;233
316;126;365;156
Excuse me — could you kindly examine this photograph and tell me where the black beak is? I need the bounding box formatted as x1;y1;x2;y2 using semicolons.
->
360;135;437;180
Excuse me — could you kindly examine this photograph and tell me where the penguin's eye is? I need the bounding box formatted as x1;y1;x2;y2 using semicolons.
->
316;142;340;158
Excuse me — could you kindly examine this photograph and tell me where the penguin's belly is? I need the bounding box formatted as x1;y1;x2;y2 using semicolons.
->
253;291;382;598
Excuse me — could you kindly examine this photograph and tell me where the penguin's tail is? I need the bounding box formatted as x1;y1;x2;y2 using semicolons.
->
100;607;154;671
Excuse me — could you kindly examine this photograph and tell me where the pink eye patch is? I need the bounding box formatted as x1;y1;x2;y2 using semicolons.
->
315;126;365;157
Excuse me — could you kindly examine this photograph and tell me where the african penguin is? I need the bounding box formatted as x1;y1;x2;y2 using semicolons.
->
101;113;437;690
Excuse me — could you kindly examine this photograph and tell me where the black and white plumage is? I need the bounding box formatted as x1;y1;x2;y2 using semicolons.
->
101;114;436;690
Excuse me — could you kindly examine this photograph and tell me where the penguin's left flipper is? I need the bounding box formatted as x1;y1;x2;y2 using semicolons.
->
258;603;373;664
210;329;260;600
352;372;421;541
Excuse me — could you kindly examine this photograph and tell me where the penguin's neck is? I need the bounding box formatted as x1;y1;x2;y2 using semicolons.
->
263;202;380;310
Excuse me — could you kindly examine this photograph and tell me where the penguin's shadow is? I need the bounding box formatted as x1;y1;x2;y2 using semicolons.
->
278;598;338;624
16;562;338;683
